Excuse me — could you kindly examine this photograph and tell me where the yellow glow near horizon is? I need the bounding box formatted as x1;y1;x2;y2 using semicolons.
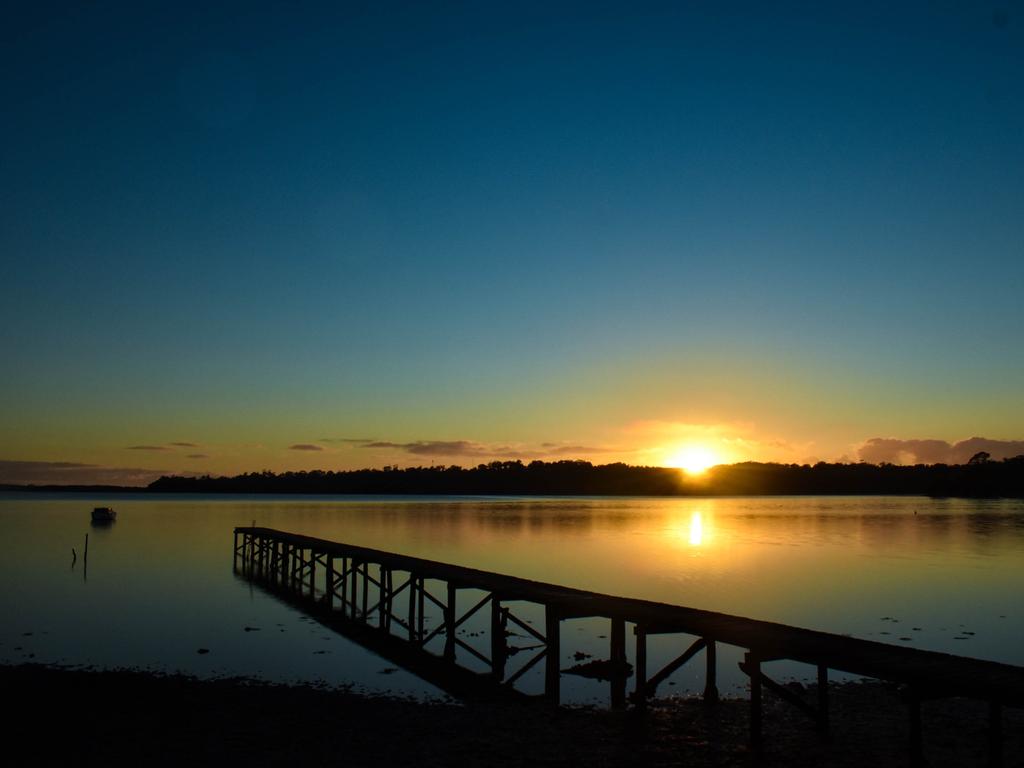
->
665;444;720;475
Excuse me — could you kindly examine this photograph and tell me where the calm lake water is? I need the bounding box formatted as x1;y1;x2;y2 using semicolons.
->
1;493;1021;704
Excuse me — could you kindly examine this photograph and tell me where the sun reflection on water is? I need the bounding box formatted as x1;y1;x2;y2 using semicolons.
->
689;511;704;546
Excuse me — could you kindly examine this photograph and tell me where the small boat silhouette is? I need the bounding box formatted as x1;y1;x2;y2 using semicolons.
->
91;507;116;522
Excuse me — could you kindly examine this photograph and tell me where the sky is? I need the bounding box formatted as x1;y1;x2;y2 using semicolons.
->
2;1;1023;484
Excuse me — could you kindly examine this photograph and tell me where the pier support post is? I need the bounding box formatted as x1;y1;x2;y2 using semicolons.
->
417;576;425;640
747;651;762;754
817;664;829;733
349;560;359;620
610;617;626;709
444;583;456;661
361;562;370;622
407;573;417;641
309;550;316;598
634;625;647;709
380;568;392;630
490;595;505;681
989;701;1003;767
545;605;560;704
908;687;924;767
324;556;334;610
704;638;719;704
339;557;348;615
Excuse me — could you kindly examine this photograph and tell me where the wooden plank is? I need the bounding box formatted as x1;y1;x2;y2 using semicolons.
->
644;637;706;696
740;660;819;723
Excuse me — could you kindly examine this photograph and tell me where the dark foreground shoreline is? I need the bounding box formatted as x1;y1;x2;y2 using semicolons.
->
4;664;1020;767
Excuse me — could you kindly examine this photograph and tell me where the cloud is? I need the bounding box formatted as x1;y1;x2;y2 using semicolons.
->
169;442;199;448
857;437;1024;465
0;460;168;487
361;440;620;460
320;437;376;444
542;444;618;456
289;444;324;451
363;440;493;456
126;445;171;451
186;454;208;459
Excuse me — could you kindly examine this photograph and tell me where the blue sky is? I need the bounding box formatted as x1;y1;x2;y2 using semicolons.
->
2;1;1023;482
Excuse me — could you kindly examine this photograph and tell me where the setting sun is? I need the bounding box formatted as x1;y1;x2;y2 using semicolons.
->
665;445;720;475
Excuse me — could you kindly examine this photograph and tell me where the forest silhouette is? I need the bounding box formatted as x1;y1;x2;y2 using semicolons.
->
138;454;1024;497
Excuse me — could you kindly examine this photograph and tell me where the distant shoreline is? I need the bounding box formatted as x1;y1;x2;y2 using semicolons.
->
3;457;1023;498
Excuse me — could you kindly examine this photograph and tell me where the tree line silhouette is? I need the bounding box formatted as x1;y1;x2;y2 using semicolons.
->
142;454;1024;497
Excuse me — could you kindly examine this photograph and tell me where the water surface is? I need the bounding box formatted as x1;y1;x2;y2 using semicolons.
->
1;494;1021;704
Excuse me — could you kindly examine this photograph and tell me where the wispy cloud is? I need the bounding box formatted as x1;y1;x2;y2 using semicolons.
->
361;440;619;460
289;443;325;451
542;444;618;456
126;445;172;451
0;460;167;486
186;453;208;459
320;437;376;444
858;437;1024;465
169;442;199;448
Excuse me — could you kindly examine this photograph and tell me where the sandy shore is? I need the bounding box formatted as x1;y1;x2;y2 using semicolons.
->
3;664;1020;767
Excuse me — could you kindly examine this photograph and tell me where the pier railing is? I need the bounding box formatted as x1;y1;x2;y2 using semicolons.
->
234;526;1022;764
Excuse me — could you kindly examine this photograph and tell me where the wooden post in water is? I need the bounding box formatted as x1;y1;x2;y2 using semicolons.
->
908;687;924;767
407;572;417;640
309;550;316;598
379;567;391;629
385;569;394;630
634;625;647;709
989;701;1003;767
339;557;348;615
490;595;505;681
417;576;425;641
349;560;359;620
610;617;626;709
817;664;829;732
444;583;456;661
704;638;719;704
747;650;762;754
324;556;334;610
361;562;369;621
545;605;560;704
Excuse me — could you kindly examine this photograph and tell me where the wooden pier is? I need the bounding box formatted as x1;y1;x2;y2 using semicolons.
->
235;526;1023;765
